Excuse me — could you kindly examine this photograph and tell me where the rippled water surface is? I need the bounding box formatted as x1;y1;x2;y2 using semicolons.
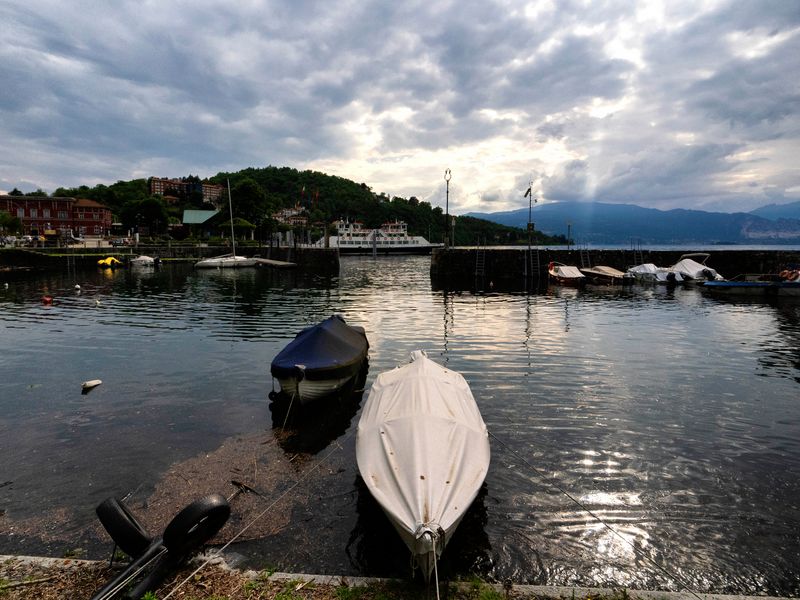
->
1;257;799;594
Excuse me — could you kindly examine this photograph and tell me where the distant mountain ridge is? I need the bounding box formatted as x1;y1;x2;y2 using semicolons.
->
466;201;800;244
749;200;800;221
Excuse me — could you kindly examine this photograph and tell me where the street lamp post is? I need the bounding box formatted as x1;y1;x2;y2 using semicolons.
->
444;169;451;249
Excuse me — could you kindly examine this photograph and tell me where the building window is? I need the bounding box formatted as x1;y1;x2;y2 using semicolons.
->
59;211;68;219
43;208;50;218
30;208;38;218
17;208;24;218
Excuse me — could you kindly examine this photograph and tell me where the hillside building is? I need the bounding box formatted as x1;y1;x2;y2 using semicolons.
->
0;195;112;237
149;177;224;205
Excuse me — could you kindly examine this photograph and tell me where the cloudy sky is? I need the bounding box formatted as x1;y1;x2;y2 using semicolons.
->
1;0;798;214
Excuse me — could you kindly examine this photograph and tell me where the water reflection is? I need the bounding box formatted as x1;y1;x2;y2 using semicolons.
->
268;362;368;455
346;476;491;580
2;259;800;594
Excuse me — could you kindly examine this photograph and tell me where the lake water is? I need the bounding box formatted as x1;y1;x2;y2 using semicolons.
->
1;256;799;595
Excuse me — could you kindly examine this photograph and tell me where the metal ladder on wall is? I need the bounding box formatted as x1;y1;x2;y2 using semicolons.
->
527;247;542;287
475;242;486;278
579;244;591;269
631;239;644;267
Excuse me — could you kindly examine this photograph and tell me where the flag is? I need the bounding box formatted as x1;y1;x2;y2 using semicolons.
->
524;187;531;197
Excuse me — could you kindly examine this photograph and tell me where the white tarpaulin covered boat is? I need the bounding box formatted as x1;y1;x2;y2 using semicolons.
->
671;253;724;282
356;350;490;581
627;263;684;285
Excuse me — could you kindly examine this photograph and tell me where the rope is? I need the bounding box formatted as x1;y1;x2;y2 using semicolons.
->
281;392;297;430
432;534;441;600
487;430;704;600
94;546;168;600
161;438;348;599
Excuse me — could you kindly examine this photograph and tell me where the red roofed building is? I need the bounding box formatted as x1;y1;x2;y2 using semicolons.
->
0;195;113;237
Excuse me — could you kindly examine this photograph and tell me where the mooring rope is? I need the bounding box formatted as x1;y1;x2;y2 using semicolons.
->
281;391;297;431
95;546;168;600
161;436;349;599
432;535;441;600
487;429;704;600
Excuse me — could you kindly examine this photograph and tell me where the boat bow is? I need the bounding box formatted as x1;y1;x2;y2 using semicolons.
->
356;350;490;580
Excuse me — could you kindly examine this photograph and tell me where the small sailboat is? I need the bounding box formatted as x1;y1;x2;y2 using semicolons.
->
356;350;490;581
195;180;258;269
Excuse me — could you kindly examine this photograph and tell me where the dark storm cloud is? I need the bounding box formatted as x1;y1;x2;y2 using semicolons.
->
688;41;800;136
593;143;743;205
0;0;797;212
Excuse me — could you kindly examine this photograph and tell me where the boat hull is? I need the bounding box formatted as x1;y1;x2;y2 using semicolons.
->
194;255;258;268
276;372;360;405
335;245;438;255
579;266;634;285
701;280;800;297
270;316;369;406
356;351;490;581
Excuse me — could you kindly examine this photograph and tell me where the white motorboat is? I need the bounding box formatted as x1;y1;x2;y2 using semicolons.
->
194;180;257;269
129;255;159;267
671;253;724;282
627;263;684;285
356;350;490;581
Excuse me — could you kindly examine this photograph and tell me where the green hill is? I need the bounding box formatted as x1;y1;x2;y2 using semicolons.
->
50;166;566;245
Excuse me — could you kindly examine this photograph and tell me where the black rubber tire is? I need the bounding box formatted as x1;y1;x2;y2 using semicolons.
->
162;494;230;558
95;497;152;558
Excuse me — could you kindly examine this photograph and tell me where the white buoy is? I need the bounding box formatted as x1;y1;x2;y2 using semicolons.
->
3;283;8;289
75;284;81;290
81;379;102;392
95;298;101;306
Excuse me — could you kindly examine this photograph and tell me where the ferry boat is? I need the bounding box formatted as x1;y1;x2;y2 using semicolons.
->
316;220;441;255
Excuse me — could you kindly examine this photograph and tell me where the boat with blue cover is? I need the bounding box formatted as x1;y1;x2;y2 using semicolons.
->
701;273;800;297
270;315;369;405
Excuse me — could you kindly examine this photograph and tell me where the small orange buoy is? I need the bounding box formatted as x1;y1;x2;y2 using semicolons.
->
42;295;53;305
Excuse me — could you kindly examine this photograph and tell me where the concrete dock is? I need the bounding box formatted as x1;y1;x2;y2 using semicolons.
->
431;248;800;290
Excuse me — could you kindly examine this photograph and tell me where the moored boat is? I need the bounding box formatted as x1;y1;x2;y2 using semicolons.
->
316;220;441;255
194;179;258;269
627;263;684;285
97;256;122;268
194;254;258;268
579;265;634;285
671;253;724;282
130;255;160;267
548;261;586;286
356;350;490;582
270;315;369;405
701;271;800;297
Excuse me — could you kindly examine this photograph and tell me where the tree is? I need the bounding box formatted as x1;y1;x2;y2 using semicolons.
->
120;197;169;235
8;188;23;196
230;178;268;223
0;211;22;233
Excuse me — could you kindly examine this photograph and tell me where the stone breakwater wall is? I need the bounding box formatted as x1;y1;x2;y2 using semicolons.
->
430;248;800;289
0;246;340;275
